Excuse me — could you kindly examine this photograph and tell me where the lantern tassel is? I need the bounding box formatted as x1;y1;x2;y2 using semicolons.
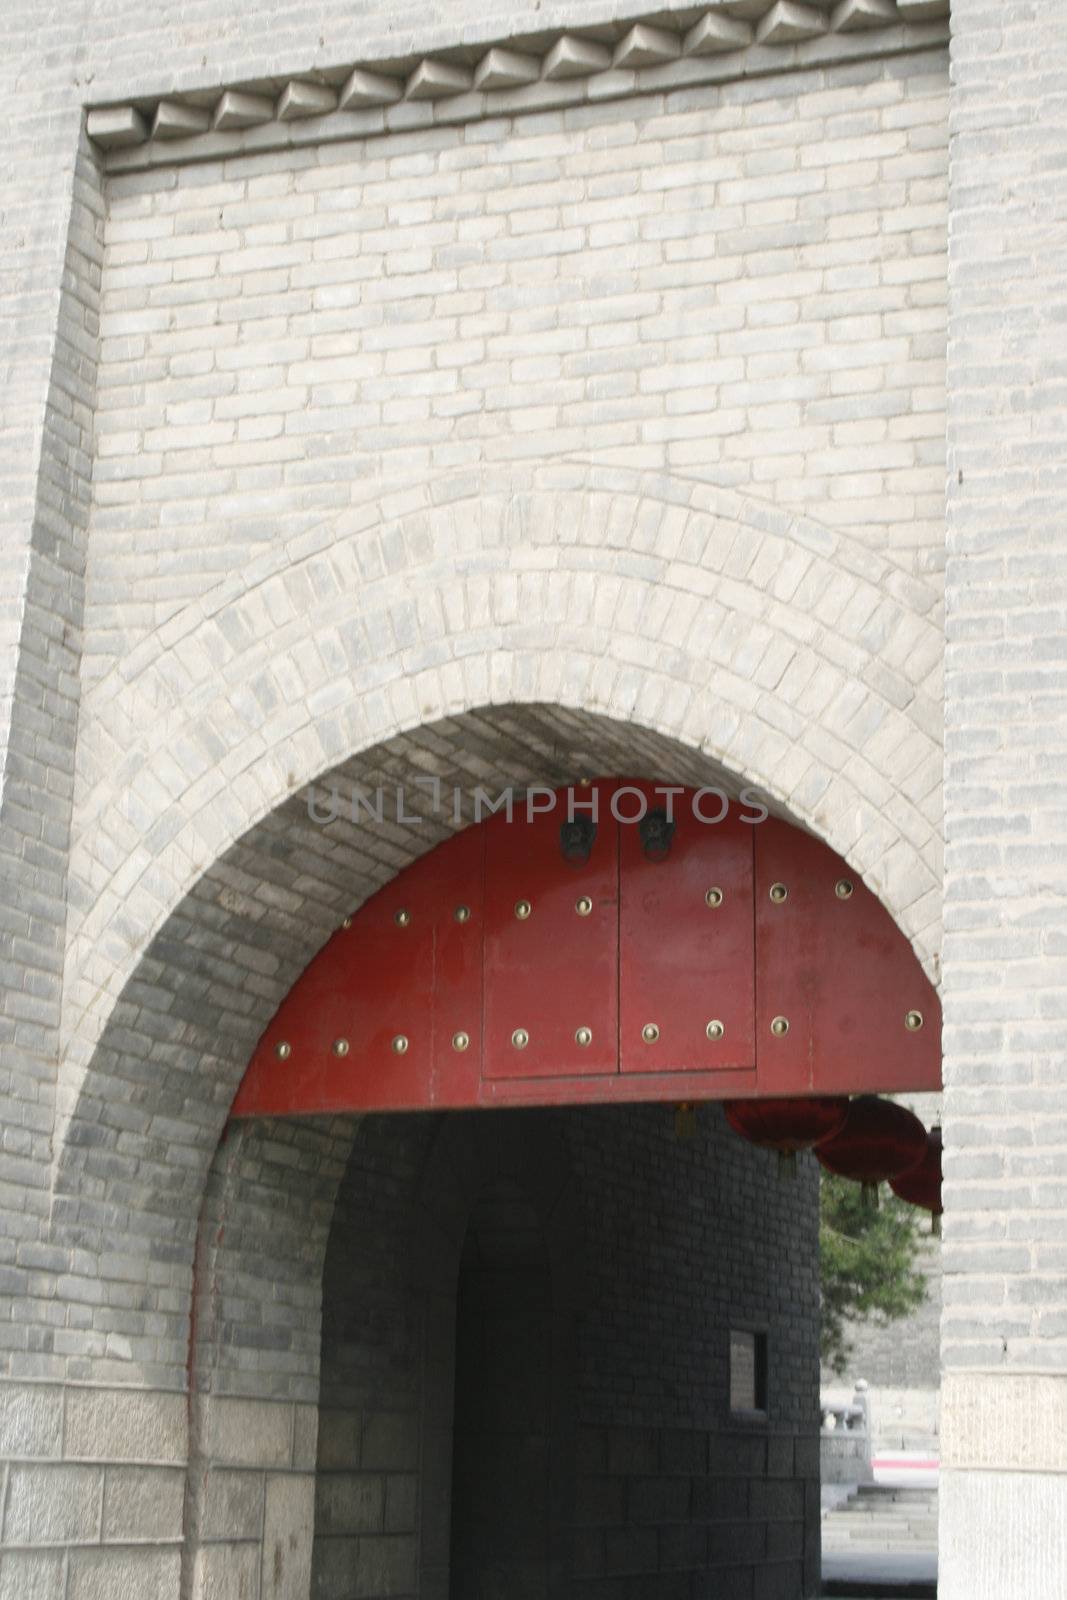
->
675;1103;697;1140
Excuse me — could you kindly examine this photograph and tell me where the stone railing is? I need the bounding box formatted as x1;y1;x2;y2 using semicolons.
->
821;1379;874;1484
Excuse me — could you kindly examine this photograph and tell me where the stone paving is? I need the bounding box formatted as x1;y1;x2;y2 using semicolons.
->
822;1469;937;1598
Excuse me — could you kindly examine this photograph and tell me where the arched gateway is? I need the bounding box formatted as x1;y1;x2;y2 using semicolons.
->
6;0;1067;1592
180;777;942;1600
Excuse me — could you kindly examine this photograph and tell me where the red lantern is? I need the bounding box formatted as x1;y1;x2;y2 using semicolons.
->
816;1094;928;1206
890;1126;943;1235
724;1096;850;1178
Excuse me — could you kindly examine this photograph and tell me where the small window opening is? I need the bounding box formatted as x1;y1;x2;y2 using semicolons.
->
729;1327;768;1416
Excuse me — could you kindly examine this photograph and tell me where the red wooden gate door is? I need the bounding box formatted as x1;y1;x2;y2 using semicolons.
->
482;781;619;1084
231;779;940;1118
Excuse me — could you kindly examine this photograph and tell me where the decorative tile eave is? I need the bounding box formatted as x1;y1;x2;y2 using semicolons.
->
91;4;950;174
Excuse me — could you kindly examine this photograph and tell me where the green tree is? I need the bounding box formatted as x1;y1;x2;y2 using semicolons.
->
819;1170;928;1375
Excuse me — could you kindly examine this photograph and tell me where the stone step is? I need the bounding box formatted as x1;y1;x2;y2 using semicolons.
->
824;1527;938;1539
825;1529;934;1542
842;1501;936;1514
843;1501;937;1511
821;1483;939;1560
854;1487;935;1502
825;1510;937;1519
825;1542;940;1555
828;1525;938;1535
826;1505;937;1519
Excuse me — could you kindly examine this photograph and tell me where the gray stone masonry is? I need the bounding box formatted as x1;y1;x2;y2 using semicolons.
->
313;1104;820;1599
2;0;1067;1595
940;0;1067;1590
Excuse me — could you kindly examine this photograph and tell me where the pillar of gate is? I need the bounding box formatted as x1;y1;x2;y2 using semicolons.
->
941;2;1067;1590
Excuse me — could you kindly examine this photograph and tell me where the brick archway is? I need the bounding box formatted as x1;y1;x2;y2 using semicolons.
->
61;464;942;1176
51;694;940;1398
171;767;940;1596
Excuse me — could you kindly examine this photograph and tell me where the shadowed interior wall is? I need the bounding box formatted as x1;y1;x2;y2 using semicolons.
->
449;1183;554;1600
312;1102;820;1600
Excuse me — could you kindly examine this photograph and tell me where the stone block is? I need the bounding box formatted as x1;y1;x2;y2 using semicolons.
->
708;1569;758;1600
190;1543;260;1600
4;1465;102;1544
262;1475;315;1600
102;1465;185;1541
212;91;273;131
292;1406;319;1471
707;1518;766;1565
361;1413;418;1471
416;1435;452;1567
200;1397;292;1468
793;1435;821;1477
756;0;829;43
940;1469;1067;1600
384;1474;417;1534
574;1475;625;1526
942;1372;1067;1472
709;1435;767;1476
749;1479;804;1521
87;107;147;148
68;1550;181;1600
628;1474;691;1524
65;1388;186;1463
766;1517;804;1559
314;1473;384;1535
473;48;540;91
613;22;681;69
685;13;752;53
607;1427;657;1476
198;1470;265;1541
405;60;472;101
152;101;211;140
660;1521;707;1569
0;1552;65;1600
658;1429;708;1475
575;1429;607;1474
348;1535;416;1597
310;1537;360;1597
603;1526;658;1575
338;67;402;109
832;0;897;30
276;83;337;122
572;1529;603;1579
0;1384;63;1458
765;1436;794;1479
543;36;612;79
315;1410;361;1471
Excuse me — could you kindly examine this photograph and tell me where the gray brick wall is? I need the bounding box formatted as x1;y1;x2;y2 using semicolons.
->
943;0;1067;1377
939;0;1067;1589
0;15;938;1411
0;128;104;1375
0;13;950;1423
63;49;948;1128
84;53;947;679
2;0;1066;1594
313;1104;820;1599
